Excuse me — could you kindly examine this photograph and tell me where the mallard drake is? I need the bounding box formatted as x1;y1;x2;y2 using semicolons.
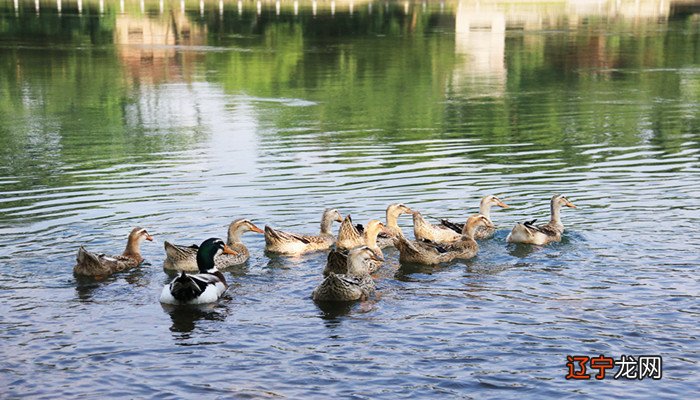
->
506;194;576;245
395;215;493;265
163;219;263;271
160;238;238;305
312;246;382;302
264;208;342;255
439;195;510;240
74;227;154;278
324;219;386;276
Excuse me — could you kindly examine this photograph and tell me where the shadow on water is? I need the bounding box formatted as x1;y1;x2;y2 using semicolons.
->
161;303;226;334
315;299;379;327
394;261;454;281
314;300;356;320
507;243;544;258
74;276;108;302
73;265;151;301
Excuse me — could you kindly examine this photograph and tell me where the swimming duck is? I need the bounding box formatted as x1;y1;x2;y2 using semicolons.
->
439;195;510;240
395;215;493;265
159;238;237;305
412;211;462;244
324;219;386;276
335;215;364;250
74;227;153;278
264;208;342;255
163;219;264;271
312;246;382;302
506;194;576;245
354;203;413;249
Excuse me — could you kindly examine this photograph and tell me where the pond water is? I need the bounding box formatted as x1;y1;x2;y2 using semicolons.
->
1;0;699;398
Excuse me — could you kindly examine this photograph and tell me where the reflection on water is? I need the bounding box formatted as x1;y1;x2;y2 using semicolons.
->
162;303;226;333
1;0;699;398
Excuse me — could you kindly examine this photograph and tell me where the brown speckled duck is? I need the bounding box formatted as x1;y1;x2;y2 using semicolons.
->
324;219;386;276
506;194;576;245
312;246;381;302
264;208;342;255
163;219;264;271
74;227;153;278
355;203;413;249
335;215;364;250
439;195;509;240
412;211;462;244
395;215;493;265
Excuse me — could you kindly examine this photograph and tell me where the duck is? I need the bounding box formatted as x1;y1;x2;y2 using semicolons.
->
159;238;238;305
335;215;364;250
412;211;462;244
264;208;342;255
312;246;382;302
395;215;493;265
163;219;264;271
74;227;154;278
355;203;414;249
324;219;386;276
439;195;510;240
506;194;576;245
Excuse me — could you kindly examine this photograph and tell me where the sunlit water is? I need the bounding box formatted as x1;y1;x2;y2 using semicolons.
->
1;0;699;397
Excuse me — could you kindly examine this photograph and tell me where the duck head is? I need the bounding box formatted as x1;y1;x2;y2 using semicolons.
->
196;237;238;273
347;246;384;275
129;227;154;243
483;195;509;209
123;227;153;258
227;218;264;244
363;219;386;248
552;194;577;209
386;203;414;228
462;214;495;239
320;208;343;234
479;195;509;220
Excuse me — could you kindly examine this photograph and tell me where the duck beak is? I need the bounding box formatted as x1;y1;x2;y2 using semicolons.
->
497;200;510;209
566;201;577;209
146;234;154;241
371;251;385;263
223;244;238;255
250;224;264;234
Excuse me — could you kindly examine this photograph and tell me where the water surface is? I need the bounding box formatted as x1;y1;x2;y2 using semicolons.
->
1;0;699;398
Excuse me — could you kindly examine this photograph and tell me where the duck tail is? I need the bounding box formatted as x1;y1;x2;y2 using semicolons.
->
164;240;198;259
77;246;98;264
265;225;309;244
75;246;101;275
440;219;463;234
169;272;204;302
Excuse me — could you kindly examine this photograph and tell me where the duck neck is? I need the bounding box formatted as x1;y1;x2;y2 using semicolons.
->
550;201;562;226
364;226;381;249
320;214;334;235
196;249;217;273
462;221;479;240
386;210;399;230
122;237;143;261
227;226;244;245
479;199;492;220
